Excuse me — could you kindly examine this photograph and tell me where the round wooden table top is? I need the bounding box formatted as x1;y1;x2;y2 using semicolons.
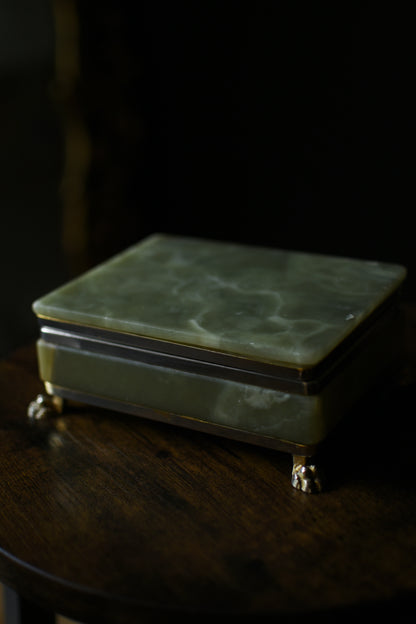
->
1;309;416;623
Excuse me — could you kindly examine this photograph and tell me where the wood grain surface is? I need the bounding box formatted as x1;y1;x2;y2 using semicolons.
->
0;306;416;623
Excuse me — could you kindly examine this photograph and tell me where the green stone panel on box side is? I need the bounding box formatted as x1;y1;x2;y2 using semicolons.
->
36;339;323;445
36;308;399;446
33;234;406;367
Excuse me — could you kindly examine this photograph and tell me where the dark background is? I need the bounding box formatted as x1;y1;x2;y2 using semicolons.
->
0;1;414;356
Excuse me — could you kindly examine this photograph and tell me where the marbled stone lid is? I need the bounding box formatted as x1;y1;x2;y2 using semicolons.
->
33;234;406;368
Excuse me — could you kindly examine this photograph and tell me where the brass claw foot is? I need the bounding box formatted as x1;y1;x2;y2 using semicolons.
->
28;392;64;421
291;455;323;494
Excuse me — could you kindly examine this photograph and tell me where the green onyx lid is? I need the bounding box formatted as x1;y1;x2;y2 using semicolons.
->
33;234;406;368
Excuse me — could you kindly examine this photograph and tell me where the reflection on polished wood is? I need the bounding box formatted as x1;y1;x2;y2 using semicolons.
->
0;305;415;623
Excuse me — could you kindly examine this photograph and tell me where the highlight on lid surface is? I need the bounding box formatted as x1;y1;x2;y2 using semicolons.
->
33;234;406;368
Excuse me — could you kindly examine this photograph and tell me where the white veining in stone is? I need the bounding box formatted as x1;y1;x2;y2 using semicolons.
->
33;234;406;367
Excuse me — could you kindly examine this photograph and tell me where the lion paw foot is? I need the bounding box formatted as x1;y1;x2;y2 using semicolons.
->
291;457;323;494
28;393;63;421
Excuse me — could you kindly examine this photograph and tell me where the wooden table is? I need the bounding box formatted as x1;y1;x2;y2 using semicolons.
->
1;306;416;623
